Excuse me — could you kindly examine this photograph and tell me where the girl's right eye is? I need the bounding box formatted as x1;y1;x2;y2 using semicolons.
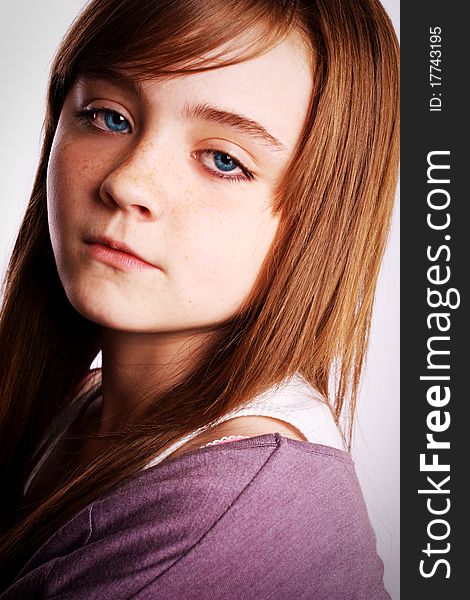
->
74;107;132;134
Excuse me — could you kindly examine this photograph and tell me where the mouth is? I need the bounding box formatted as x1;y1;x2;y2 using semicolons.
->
84;235;160;271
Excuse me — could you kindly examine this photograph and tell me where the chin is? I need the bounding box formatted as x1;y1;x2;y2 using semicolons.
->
59;277;238;334
68;298;132;330
61;285;176;333
60;280;143;331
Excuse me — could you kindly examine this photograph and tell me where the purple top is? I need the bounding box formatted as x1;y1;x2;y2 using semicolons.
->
2;433;390;599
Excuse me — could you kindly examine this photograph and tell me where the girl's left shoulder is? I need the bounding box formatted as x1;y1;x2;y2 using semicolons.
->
8;436;389;599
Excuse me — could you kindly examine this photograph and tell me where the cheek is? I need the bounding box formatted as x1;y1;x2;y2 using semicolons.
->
48;138;74;217
47;144;70;257
47;138;101;242
46;138;94;278
177;206;279;307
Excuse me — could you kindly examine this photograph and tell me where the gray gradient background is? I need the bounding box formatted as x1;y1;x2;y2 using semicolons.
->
0;2;400;597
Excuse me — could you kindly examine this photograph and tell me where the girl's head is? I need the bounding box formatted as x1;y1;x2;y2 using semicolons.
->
0;0;399;580
47;29;314;333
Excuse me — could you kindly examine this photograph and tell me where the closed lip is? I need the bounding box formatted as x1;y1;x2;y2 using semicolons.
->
84;235;159;268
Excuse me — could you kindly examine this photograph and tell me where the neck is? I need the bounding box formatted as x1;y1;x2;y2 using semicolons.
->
96;327;221;434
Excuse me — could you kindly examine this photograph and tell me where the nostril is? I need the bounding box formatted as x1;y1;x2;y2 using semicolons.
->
133;204;151;216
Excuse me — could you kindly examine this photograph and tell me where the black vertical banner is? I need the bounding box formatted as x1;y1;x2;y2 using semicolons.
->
401;1;467;598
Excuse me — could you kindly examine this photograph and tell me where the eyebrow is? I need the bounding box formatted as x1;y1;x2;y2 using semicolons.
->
78;68;146;102
78;69;288;154
179;101;287;155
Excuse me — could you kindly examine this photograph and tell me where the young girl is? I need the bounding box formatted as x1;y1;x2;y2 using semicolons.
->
0;0;399;597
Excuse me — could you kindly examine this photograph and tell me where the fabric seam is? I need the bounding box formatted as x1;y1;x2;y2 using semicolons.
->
44;505;94;594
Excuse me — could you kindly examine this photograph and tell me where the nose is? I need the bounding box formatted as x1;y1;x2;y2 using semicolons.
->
98;140;165;219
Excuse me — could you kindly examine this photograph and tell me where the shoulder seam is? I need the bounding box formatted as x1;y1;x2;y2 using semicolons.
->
280;436;352;464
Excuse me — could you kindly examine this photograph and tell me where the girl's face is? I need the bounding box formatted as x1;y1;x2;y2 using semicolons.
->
47;34;313;333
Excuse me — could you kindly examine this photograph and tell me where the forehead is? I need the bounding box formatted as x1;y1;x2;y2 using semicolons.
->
75;34;314;155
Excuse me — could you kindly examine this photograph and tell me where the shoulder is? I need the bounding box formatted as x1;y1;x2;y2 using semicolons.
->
30;436;388;599
168;415;308;459
151;438;388;599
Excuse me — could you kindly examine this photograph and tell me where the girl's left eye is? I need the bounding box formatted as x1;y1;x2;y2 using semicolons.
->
75;107;132;134
194;149;255;183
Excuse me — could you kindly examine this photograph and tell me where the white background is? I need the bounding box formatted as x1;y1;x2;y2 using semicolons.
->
0;2;400;597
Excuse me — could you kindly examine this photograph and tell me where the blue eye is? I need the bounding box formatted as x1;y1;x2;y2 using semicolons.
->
197;148;255;183
212;152;238;172
75;107;132;134
103;110;129;133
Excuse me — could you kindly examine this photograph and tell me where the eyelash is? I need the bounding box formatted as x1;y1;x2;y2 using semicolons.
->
74;107;256;184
